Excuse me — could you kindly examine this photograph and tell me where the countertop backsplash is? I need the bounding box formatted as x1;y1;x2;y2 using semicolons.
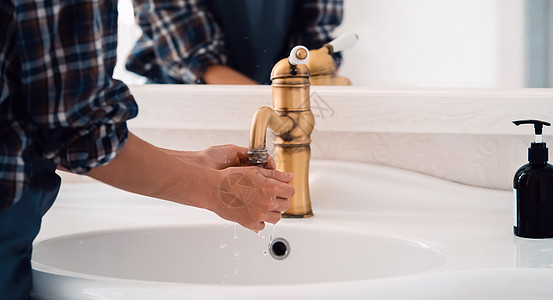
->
58;127;549;191
57;86;553;191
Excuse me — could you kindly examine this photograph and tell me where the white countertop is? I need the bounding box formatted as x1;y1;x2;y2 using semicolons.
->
33;160;553;299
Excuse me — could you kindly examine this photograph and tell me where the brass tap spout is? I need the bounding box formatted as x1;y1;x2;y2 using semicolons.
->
248;107;293;165
248;46;314;218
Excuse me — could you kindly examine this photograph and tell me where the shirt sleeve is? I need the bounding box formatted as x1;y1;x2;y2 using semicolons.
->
131;0;229;83
289;0;344;67
15;0;139;174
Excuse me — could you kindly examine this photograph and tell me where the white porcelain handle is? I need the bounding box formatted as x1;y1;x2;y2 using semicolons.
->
288;45;310;65
328;32;359;53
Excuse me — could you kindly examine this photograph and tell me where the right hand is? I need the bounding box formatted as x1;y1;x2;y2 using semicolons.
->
208;166;294;232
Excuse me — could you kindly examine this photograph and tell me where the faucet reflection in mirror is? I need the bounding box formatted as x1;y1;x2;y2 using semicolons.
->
308;32;358;86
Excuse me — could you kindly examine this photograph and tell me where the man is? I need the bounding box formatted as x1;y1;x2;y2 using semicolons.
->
0;1;294;298
126;0;344;84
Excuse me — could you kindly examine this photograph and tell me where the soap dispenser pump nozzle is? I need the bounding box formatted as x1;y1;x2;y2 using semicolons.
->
513;119;551;165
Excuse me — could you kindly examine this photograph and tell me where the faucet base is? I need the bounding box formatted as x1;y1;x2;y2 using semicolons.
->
282;212;314;218
274;145;313;217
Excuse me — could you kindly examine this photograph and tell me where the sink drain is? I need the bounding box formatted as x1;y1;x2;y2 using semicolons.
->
269;238;290;260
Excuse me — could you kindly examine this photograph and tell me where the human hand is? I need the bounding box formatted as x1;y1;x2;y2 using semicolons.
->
189;144;276;170
89;134;291;233
203;65;259;85
207;166;294;232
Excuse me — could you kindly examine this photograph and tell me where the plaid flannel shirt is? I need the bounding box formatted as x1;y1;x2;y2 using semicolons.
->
0;0;138;211
126;0;344;83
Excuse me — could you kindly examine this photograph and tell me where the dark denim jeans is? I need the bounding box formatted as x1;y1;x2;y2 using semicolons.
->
0;154;60;300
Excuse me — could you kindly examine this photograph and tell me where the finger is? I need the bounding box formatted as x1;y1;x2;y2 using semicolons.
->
264;211;282;224
272;181;295;199
258;168;294;183
264;154;276;170
231;145;250;165
253;221;265;232
220;145;248;167
238;219;265;233
273;197;290;213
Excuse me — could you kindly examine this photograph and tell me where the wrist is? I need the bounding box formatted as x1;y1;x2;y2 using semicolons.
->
167;163;223;211
161;148;208;166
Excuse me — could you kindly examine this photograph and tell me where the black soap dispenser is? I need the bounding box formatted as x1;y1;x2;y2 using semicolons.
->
513;120;553;238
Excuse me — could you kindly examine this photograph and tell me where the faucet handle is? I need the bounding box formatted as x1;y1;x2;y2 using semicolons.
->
288;45;310;65
327;32;359;53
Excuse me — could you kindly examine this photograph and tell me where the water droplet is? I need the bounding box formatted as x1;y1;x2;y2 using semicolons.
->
264;223;277;254
220;243;227;249
270;223;276;237
233;223;239;239
234;267;239;275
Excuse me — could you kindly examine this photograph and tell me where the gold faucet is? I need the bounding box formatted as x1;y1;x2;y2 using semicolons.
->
247;34;358;218
248;46;314;218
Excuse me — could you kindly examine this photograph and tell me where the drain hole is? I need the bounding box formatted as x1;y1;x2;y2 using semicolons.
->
272;241;287;256
269;238;290;260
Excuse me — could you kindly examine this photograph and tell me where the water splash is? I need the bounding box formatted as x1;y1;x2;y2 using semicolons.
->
263;223;277;255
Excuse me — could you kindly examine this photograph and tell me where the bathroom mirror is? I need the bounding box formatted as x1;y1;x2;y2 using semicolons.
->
114;0;553;88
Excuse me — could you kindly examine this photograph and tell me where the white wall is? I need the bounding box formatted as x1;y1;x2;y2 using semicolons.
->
115;0;528;88
336;0;525;88
115;0;146;85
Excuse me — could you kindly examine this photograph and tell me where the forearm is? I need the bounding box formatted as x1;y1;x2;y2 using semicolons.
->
203;65;258;85
87;132;215;209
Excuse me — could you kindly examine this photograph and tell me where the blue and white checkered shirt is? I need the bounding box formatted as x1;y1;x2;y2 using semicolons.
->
0;0;138;211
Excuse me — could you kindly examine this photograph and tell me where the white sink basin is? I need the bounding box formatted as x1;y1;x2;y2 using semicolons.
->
31;160;553;299
32;223;447;286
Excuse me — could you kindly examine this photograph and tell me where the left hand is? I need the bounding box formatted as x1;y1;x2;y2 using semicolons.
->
164;144;276;170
